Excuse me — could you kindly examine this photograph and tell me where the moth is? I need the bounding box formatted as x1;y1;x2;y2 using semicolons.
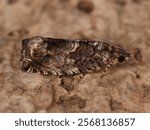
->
19;36;130;75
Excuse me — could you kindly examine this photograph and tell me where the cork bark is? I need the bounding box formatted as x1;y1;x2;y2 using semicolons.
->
0;0;150;112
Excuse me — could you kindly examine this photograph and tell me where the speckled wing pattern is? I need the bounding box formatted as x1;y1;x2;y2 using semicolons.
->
19;36;130;75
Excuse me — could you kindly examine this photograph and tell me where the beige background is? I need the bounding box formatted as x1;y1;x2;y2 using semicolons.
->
0;0;150;112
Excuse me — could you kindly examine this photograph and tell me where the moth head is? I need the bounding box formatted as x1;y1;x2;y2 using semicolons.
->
20;36;48;73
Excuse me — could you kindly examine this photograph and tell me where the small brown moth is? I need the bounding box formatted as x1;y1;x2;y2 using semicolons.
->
19;36;130;75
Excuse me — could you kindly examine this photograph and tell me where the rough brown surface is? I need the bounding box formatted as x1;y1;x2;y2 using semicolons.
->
0;0;150;112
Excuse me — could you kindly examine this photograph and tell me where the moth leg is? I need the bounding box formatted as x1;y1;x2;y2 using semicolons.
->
62;65;80;75
46;65;64;75
101;70;108;78
42;69;49;75
101;62;116;78
44;66;63;75
27;66;33;73
73;73;84;82
32;63;63;75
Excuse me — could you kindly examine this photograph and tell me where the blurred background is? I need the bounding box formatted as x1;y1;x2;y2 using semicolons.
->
0;0;150;112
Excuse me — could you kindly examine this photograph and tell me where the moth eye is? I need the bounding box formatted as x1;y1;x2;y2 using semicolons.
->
22;39;29;47
21;60;31;71
118;56;125;63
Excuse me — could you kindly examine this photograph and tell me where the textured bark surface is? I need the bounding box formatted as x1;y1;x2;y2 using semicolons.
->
0;0;150;112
